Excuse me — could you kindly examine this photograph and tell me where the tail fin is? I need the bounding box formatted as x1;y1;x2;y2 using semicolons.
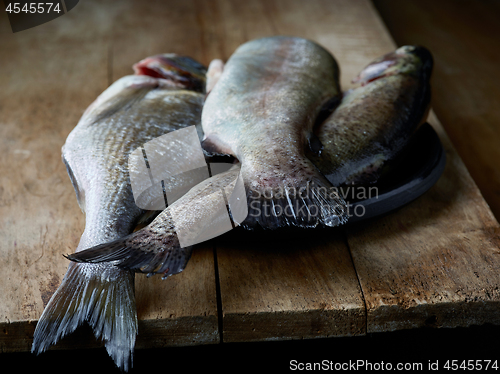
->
66;224;192;280
32;262;137;372
240;158;349;230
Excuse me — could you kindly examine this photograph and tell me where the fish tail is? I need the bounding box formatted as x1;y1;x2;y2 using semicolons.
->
66;225;192;280
240;158;349;229
32;262;137;372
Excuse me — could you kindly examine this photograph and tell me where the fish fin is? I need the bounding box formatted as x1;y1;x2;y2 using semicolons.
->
206;59;225;95
62;154;86;213
240;159;349;229
201;136;233;158
32;262;137;372
133;210;162;232
66;228;192;280
82;76;154;125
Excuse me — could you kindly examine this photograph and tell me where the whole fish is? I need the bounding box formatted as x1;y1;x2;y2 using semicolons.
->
62;37;352;281
201;36;348;229
311;45;433;186
31;54;207;371
63;45;434;281
65;45;434;292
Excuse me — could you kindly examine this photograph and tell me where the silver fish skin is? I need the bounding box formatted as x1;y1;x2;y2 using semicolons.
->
201;36;347;229
31;54;206;371
67;164;242;276
312;45;433;186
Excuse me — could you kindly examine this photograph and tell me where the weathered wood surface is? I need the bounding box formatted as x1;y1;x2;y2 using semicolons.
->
374;0;500;223
0;1;219;352
217;229;365;342
1;0;499;354
212;0;500;341
347;112;500;333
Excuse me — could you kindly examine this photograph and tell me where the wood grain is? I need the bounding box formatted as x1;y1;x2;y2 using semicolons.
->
0;0;219;353
135;244;219;347
108;0;220;349
373;0;500;223
347;114;500;332
217;229;365;342
209;0;500;341
209;0;378;342
331;4;500;332
0;1;111;352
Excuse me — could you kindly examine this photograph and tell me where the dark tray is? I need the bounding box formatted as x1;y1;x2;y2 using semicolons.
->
344;122;446;225
216;122;446;244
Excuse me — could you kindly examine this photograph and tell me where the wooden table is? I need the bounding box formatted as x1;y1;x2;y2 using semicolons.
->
1;0;499;356
374;0;500;223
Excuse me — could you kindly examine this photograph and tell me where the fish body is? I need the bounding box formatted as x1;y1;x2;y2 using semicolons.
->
312;45;433;186
32;55;206;371
202;36;347;229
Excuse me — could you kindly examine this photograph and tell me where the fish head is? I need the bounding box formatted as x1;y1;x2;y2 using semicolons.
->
353;45;433;85
133;54;207;92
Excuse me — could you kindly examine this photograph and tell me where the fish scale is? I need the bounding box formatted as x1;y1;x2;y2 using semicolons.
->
65;43;434;370
312;45;433;186
201;36;348;229
32;55;207;372
68;164;242;277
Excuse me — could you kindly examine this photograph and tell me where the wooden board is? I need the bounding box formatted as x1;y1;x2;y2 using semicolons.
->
202;0;500;340
216;230;365;342
347;112;500;332
0;2;110;352
0;0;219;353
1;0;499;355
374;0;500;222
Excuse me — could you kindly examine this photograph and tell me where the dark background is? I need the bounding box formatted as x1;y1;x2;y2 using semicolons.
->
4;324;500;372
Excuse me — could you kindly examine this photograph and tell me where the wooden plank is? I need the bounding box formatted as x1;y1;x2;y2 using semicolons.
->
373;0;500;222
214;0;500;341
370;0;500;325
135;244;218;347
2;0;500;355
109;0;208;79
212;0;374;342
341;3;500;332
217;230;365;342
0;0;218;352
108;0;219;348
0;1;111;352
347;112;500;332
